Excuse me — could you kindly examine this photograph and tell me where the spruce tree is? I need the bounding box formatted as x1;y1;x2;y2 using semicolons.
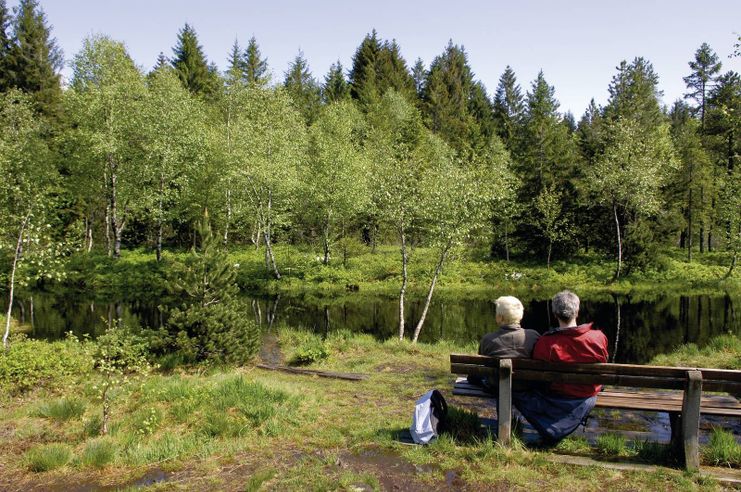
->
283;50;321;124
243;36;269;86
322;60;349;103
604;57;663;129
9;0;62;117
422;40;475;151
226;38;245;84
376;39;415;99
468;80;496;145
683;42;722;130
171;23;218;97
411;57;426;98
493;66;525;150
0;0;12;92
349;30;382;104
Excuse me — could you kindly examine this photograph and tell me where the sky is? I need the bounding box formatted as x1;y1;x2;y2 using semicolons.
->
13;0;741;116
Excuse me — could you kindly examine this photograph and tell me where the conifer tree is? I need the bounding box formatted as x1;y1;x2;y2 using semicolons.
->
684;43;722;130
153;52;169;72
243;36;269;86
9;0;62;117
349;31;415;105
576;98;603;165
493;65;524;150
284;50;321;124
349;30;382;104
422;40;476;151
226;39;245;83
171;23;218;97
604;57;663;129
411;57;426;97
322;60;349;103
0;0;12;92
468;80;496;145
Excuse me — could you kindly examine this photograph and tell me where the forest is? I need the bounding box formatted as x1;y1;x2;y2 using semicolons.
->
0;0;740;344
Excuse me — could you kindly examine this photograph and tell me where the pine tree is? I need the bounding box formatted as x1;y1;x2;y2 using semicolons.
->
153;52;169;72
468;80;496;145
375;39;415;99
171;23;218;97
0;0;12;92
283;50;321;124
322;60;349;103
576;98;603;165
492;66;524;150
9;0;62;117
683;43;722;130
243;36;269;86
422;40;476;151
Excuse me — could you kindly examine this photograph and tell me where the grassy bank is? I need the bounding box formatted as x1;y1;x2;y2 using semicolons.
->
52;244;740;302
1;330;738;490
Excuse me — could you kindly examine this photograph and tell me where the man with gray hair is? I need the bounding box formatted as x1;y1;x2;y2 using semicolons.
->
513;290;608;442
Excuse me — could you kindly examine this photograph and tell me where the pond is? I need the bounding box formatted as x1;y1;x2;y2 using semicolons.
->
4;290;739;364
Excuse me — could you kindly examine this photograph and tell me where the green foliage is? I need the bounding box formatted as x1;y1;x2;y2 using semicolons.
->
0;334;93;394
25;443;72;472
291;341;329;366
284;50;321;124
33;397;86;421
703;427;741;467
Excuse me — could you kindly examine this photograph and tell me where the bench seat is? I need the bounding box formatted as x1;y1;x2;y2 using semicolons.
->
453;377;741;416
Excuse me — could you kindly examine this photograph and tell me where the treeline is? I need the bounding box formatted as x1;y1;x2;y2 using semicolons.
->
1;0;740;290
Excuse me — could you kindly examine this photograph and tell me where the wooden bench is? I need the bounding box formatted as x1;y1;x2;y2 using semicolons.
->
450;354;741;470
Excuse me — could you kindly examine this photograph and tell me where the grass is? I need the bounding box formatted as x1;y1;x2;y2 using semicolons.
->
0;329;735;489
596;433;629;456
33;398;86;422
25;443;72;472
703;427;741;468
650;334;741;369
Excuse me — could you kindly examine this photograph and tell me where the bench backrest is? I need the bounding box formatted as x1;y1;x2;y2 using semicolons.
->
450;354;741;393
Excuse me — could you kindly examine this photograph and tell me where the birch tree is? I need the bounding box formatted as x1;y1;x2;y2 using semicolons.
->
67;35;146;258
0;90;56;348
230;87;306;278
304;100;369;264
586;118;677;279
142;66;206;261
411;136;511;343
366;91;426;339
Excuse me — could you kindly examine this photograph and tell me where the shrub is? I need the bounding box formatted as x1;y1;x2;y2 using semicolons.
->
0;335;93;394
33;398;86;421
25;443;72;472
290;342;329;365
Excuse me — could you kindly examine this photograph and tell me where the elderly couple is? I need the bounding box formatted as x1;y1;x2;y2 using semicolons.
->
474;290;608;442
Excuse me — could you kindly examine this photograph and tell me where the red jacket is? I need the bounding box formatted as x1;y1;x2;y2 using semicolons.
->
532;322;608;398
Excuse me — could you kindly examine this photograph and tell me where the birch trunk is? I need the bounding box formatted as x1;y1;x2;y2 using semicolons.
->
224;188;231;246
411;246;450;343
398;227;408;340
156;175;164;262
3;216;29;349
322;220;331;265
613;201;622;280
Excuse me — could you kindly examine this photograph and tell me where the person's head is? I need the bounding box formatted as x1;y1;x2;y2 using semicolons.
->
551;290;580;325
495;296;524;326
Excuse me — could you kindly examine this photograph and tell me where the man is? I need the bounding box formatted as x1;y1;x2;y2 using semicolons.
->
471;296;539;392
514;290;608;442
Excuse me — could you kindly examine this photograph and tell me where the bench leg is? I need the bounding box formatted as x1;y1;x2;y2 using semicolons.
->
498;359;512;446
681;370;703;471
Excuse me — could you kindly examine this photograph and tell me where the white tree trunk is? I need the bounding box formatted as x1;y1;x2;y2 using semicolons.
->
398;227;408;340
412;246;449;343
613;202;622;280
4;216;29;350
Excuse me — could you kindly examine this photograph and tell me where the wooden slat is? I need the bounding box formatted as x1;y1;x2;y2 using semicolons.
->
450;354;741;381
452;382;741;416
450;362;741;394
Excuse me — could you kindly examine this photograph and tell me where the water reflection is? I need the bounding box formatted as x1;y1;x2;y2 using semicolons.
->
3;291;738;364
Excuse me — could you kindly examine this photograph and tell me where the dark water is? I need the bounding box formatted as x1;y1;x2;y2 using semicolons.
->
4;291;739;364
